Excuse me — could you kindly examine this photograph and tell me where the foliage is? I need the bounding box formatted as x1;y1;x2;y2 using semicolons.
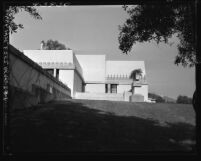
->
148;93;165;103
177;95;192;104
41;40;68;50
129;68;142;81
118;0;197;67
5;6;42;34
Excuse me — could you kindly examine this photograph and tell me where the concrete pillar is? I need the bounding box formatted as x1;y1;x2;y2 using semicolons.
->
53;68;56;77
108;84;111;93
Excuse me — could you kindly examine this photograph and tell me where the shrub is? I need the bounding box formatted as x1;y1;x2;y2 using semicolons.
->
176;95;192;104
148;93;165;103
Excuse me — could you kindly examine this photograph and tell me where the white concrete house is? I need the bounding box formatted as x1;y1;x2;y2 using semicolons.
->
23;49;148;102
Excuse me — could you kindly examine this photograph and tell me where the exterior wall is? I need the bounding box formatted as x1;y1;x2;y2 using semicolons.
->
134;84;148;101
73;71;83;96
59;70;74;96
75;92;124;101
117;84;131;93
59;70;84;97
73;53;83;78
75;55;106;82
124;92;132;102
23;50;74;64
9;45;71;110
85;84;105;93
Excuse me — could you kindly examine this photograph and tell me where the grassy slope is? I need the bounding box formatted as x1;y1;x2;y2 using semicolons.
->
72;99;195;126
10;99;196;153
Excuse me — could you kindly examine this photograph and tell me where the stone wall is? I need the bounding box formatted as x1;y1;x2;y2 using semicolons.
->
9;45;71;110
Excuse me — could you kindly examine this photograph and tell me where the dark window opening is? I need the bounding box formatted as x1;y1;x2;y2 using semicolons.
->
56;69;59;79
105;84;108;93
111;84;117;93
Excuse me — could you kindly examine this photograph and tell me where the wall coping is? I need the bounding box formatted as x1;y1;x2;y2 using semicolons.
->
8;44;71;93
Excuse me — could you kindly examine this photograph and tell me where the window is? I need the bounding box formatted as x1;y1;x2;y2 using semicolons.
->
111;84;117;93
105;84;108;93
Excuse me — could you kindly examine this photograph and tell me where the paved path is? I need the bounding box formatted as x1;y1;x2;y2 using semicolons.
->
9;99;195;154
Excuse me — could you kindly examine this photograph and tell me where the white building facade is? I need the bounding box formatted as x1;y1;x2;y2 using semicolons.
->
23;50;149;102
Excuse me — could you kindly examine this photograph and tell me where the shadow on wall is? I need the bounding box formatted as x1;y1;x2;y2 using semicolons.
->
9;85;71;111
10;100;196;153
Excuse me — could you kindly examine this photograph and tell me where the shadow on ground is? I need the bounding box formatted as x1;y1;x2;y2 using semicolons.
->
9;100;196;154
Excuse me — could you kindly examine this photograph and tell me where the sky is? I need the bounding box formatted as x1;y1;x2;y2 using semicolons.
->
9;5;195;99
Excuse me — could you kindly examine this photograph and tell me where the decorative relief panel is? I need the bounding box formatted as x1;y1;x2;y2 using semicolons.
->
38;62;75;69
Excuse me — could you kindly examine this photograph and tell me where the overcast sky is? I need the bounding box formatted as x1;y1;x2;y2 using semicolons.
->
9;5;195;99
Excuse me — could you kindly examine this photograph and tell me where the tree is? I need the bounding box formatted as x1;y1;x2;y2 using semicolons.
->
118;0;197;67
5;6;42;34
129;68;142;94
41;39;68;50
119;0;199;151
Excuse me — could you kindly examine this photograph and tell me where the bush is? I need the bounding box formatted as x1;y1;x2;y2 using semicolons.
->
148;93;165;103
176;95;192;104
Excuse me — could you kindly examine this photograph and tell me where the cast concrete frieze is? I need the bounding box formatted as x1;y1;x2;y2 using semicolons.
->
38;62;75;69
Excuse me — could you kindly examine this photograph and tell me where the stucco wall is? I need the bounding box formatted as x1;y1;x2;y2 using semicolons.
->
85;84;105;93
75;55;106;82
75;92;124;101
73;53;83;78
23;50;74;64
134;85;148;101
59;70;74;96
9;45;71;110
59;70;84;97
73;71;83;96
117;84;131;93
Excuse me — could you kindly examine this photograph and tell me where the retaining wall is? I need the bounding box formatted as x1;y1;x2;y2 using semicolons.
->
8;45;71;110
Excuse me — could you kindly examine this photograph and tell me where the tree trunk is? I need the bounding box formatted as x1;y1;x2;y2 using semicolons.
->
194;62;201;153
194;0;200;153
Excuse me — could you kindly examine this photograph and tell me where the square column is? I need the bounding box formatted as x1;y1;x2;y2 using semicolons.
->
53;68;56;77
108;84;111;93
